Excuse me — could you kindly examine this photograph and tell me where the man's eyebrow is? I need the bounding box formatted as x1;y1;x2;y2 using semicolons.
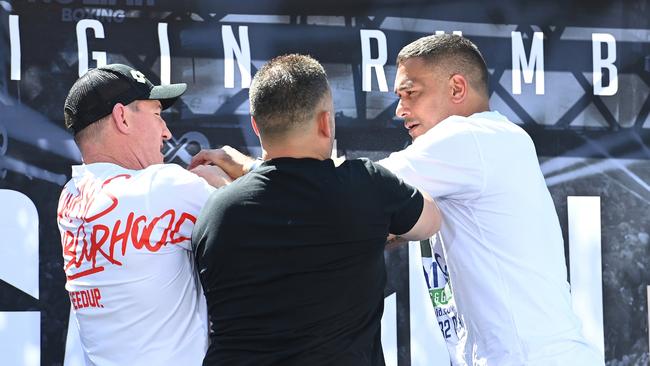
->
395;79;414;92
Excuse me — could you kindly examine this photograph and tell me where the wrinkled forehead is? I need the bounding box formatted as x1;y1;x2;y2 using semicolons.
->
394;57;446;91
394;63;424;93
394;76;415;92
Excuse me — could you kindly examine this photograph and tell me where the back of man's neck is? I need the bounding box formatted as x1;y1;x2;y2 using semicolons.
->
261;139;329;161
263;150;327;161
81;151;143;170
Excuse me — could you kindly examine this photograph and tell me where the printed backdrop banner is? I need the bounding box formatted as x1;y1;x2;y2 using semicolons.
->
1;1;649;365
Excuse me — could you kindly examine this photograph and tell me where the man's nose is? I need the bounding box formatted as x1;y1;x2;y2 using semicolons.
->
162;121;172;140
395;99;409;118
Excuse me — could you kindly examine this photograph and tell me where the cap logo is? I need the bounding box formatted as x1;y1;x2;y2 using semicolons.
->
130;70;147;84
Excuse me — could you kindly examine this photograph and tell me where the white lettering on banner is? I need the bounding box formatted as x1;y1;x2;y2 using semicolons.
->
0;190;40;299
9;15;21;81
222;25;251;89
62;8;126;23
592;33;618;96
511;31;545;95
0;190;40;365
435;30;463;36
0;312;40;366
158;22;171;85
2;15;648;99
76;19;107;77
568;196;605;361
360;29;389;92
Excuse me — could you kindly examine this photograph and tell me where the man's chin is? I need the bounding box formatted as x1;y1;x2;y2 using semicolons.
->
155;154;165;165
408;128;421;141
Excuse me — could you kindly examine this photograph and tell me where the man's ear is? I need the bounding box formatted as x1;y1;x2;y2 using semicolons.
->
449;74;468;104
111;103;129;134
317;110;332;139
250;116;261;137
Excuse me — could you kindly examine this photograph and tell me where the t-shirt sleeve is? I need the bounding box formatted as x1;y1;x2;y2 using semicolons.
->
377;122;484;200
364;159;424;235
148;164;217;251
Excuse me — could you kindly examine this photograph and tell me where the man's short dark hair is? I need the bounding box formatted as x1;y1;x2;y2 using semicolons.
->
397;34;489;96
249;54;330;138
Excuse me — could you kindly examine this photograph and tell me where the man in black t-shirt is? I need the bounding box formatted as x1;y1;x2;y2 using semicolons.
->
191;54;441;366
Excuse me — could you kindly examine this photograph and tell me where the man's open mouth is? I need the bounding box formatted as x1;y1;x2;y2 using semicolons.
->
405;121;419;131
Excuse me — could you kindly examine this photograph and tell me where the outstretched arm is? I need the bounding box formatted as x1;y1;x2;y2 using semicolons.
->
189;146;256;179
190;164;232;188
395;190;440;241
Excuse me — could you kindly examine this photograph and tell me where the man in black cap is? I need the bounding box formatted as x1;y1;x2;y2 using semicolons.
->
57;64;228;365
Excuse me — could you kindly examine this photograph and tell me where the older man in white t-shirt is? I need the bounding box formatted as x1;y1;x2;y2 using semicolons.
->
57;64;229;366
377;34;603;366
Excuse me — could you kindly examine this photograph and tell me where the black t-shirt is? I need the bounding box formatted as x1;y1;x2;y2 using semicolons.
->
193;157;423;366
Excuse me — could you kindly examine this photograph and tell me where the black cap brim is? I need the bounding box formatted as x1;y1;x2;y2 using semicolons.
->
149;83;187;110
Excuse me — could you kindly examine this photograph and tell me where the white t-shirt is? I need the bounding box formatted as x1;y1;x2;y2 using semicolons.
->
57;163;215;366
380;111;603;366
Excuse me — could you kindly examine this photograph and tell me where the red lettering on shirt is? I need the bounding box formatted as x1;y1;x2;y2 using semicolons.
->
171;212;196;244
59;174;197;280
69;288;104;310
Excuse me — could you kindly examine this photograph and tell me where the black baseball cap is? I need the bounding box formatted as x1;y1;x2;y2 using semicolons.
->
63;63;187;134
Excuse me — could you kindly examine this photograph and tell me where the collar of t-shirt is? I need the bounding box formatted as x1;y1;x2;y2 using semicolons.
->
260;157;334;168
469;110;508;122
418;110;509;142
